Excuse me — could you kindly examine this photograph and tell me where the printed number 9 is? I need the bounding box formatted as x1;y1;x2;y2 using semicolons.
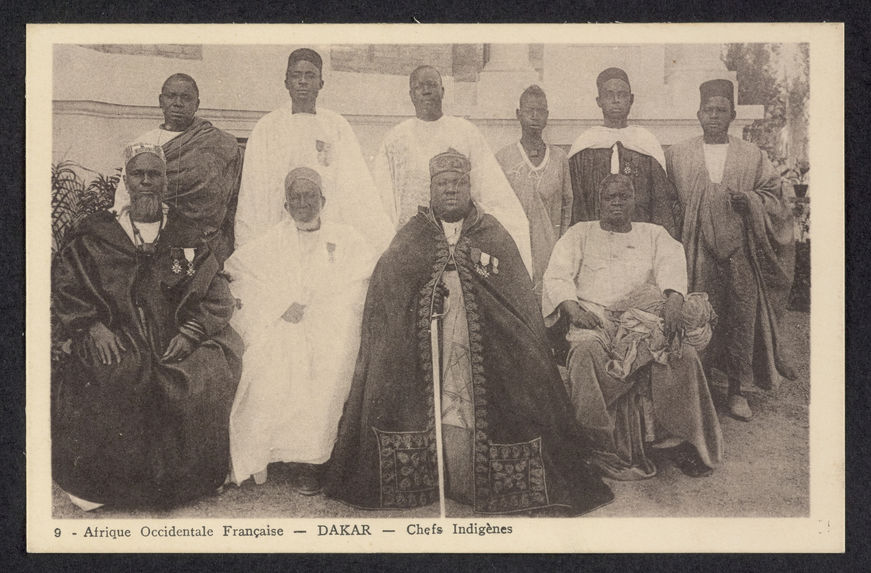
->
54;528;61;537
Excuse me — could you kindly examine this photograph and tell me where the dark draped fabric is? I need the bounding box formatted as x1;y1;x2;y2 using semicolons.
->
666;136;795;390
162;117;243;263
51;211;242;508
324;208;613;516
569;143;682;239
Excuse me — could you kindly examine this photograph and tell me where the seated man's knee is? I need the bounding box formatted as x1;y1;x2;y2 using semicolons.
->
567;335;607;366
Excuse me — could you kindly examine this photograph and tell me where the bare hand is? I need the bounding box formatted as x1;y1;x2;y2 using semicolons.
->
433;281;450;315
88;321;126;365
282;302;306;324
559;300;602;330
162;334;195;363
662;291;685;342
729;192;749;214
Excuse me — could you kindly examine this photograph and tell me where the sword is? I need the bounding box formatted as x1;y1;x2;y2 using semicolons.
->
428;264;451;519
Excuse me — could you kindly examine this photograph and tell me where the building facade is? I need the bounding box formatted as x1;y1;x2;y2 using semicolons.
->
52;43;762;176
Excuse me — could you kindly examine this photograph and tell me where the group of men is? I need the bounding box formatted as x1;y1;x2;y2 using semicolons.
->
51;48;795;516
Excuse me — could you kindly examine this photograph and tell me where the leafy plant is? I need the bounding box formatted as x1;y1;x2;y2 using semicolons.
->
51;161;120;255
51;161;121;362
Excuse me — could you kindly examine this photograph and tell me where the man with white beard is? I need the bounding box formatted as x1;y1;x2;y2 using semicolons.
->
52;143;242;510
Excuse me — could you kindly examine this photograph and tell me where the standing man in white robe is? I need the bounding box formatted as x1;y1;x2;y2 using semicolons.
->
234;48;393;252
225;166;376;495
372;65;533;276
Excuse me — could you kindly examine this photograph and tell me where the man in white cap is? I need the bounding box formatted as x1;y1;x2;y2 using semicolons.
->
666;79;796;421
225;165;376;495
52;142;242;511
235;48;393;253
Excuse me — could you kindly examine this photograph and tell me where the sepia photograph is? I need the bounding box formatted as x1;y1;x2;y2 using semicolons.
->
26;23;844;553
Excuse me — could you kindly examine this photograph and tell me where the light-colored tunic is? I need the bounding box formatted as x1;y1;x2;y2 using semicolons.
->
372;115;533;276
496;142;573;296
542;221;687;322
224;218;376;483
542;220;722;480
235;103;393;252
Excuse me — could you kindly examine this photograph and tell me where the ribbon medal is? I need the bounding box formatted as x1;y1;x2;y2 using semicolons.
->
316;139;332;167
472;248;498;278
171;247;196;277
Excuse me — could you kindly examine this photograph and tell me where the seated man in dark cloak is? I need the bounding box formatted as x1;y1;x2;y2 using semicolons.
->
324;149;613;516
51;142;243;511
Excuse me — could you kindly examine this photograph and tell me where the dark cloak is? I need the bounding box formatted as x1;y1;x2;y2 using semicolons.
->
569;142;682;239
324;207;613;516
51;210;242;508
161;117;243;262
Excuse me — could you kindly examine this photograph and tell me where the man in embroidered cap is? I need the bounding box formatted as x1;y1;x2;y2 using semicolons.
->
543;174;723;480
235;48;393;253
224;165;376;495
567;67;681;238
325;150;613;516
666;79;796;421
111;73;243;263
496;85;573;297
51;143;242;511
372;65;533;276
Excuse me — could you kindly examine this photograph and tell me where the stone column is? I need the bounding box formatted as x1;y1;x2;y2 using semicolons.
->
664;44;736;114
473;44;539;118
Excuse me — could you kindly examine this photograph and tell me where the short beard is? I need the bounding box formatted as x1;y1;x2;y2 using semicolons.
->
129;193;162;223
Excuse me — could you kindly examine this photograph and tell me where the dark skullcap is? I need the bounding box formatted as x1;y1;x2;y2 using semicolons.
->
596;67;631;91
429;148;471;178
699;79;734;106
287;48;323;71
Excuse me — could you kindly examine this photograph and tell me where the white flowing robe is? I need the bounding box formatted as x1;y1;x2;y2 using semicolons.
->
224;218;376;483
235;103;393;252
542;221;687;324
372;115;533;276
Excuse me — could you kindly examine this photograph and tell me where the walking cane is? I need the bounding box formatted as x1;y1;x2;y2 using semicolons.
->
429;276;450;519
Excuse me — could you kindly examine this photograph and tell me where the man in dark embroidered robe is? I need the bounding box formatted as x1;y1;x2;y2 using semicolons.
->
666;79;796;421
112;73;243;263
568;67;681;238
52;143;242;510
325;150;613;516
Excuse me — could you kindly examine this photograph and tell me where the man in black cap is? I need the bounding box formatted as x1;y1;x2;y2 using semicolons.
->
234;48;392;252
567;67;681;238
666;79;796;421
